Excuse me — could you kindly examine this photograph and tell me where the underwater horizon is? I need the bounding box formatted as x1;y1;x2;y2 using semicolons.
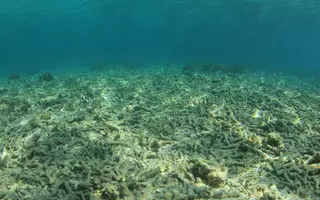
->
1;0;320;77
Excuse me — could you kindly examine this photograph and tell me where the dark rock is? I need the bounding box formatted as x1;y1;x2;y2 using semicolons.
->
8;74;20;80
201;64;223;73
90;64;104;72
39;72;54;81
182;64;195;75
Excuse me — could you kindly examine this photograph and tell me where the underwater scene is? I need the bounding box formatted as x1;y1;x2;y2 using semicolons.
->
1;0;320;199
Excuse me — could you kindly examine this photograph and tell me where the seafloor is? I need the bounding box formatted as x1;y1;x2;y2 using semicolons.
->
0;66;320;200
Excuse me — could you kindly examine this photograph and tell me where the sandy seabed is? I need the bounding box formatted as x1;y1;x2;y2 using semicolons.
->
0;66;320;200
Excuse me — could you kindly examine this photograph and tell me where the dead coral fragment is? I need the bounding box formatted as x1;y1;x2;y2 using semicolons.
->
40;113;51;120
101;183;119;200
307;153;320;165
0;88;8;95
23;128;41;149
260;185;285;200
22;117;42;131
190;160;228;187
264;132;284;148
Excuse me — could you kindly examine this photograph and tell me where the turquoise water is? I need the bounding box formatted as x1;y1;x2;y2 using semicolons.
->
2;2;320;199
0;0;320;76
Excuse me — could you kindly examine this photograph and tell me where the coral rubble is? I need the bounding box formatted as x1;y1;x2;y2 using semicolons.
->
0;67;319;199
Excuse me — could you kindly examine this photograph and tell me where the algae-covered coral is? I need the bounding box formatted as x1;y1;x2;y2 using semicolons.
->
0;66;320;199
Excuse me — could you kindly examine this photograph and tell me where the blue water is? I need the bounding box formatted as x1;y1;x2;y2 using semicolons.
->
1;0;320;77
